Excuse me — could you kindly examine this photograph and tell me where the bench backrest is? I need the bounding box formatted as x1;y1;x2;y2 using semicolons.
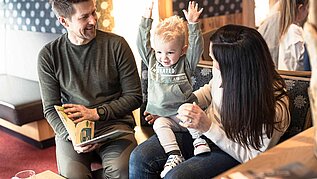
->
278;70;312;141
139;65;312;142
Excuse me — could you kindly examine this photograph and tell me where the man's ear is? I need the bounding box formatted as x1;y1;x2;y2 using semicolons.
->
58;16;68;28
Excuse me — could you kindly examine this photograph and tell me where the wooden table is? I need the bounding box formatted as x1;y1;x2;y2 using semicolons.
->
35;170;65;179
215;127;317;178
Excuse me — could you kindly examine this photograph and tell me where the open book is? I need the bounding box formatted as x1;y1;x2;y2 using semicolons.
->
54;105;133;147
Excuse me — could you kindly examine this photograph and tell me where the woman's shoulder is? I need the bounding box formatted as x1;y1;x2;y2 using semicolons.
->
281;24;304;44
287;24;304;37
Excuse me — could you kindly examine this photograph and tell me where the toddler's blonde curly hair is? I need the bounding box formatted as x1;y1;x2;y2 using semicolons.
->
154;15;187;46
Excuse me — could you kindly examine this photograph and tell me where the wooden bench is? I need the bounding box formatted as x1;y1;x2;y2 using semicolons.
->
0;74;55;148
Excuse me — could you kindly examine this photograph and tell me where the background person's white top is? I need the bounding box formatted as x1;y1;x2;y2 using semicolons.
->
278;24;305;71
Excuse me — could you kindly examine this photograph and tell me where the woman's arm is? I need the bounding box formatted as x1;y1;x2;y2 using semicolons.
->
193;80;212;109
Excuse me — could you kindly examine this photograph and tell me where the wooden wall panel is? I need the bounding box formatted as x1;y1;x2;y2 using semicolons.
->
200;13;243;33
158;0;255;65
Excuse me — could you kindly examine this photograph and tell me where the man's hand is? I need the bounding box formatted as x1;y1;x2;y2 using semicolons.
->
67;132;100;153
74;143;100;154
63;104;99;123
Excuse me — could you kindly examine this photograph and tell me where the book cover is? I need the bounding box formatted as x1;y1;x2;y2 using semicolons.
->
54;105;95;146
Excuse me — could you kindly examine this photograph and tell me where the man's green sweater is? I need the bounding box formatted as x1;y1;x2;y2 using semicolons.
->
38;30;142;140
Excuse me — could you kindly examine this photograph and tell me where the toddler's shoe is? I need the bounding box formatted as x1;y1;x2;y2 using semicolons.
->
160;154;185;178
193;138;211;156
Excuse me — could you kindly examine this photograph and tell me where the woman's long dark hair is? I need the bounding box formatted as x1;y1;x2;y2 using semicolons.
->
210;24;287;150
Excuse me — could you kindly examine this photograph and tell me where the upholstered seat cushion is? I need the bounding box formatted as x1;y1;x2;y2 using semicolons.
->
0;74;44;126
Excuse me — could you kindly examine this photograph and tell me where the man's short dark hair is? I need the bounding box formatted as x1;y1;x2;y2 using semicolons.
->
49;0;90;18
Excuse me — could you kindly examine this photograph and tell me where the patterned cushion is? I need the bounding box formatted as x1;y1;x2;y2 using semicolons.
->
192;66;213;91
279;77;311;141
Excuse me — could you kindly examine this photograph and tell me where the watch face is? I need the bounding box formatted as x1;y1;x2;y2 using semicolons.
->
98;107;105;115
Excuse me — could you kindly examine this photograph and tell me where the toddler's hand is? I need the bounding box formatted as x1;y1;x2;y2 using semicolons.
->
144;111;158;124
143;1;154;19
182;1;203;23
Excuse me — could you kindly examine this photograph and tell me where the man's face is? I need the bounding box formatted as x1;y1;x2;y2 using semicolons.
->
61;0;97;45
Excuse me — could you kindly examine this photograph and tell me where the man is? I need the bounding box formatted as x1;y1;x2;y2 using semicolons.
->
37;0;142;178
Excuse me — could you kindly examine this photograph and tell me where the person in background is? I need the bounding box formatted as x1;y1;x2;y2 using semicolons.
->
129;24;290;179
278;0;310;71
258;1;281;68
136;1;207;177
37;0;142;178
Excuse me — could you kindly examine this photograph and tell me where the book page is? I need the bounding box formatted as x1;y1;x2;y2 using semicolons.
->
75;129;134;147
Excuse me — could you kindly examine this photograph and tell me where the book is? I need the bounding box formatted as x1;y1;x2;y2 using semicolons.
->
75;129;134;147
54;105;95;146
54;105;133;147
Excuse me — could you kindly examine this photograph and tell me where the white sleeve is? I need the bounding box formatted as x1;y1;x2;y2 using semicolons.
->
278;24;305;70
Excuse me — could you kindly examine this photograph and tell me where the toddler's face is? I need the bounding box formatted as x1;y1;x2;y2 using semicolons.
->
154;38;185;67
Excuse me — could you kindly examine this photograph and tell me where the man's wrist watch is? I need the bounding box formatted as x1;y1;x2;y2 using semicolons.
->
97;106;106;120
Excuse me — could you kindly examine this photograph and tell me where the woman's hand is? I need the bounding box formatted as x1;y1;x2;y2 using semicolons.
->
144;111;159;125
63;104;99;123
177;102;211;133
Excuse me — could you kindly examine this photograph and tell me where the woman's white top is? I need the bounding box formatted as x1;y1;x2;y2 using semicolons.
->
278;24;305;71
194;67;290;163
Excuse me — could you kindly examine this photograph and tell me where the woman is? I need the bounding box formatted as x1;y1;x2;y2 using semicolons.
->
129;24;290;179
278;0;310;70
